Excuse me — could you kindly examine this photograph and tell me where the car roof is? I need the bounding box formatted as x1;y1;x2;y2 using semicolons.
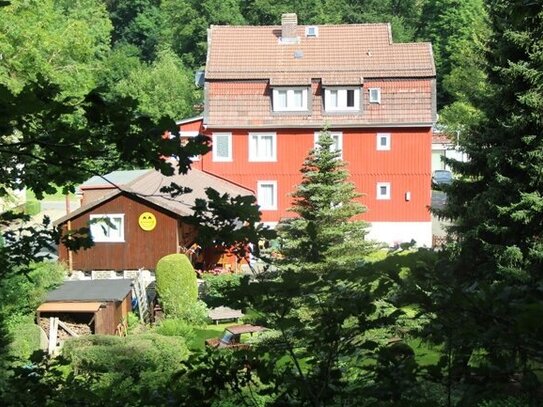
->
226;324;266;335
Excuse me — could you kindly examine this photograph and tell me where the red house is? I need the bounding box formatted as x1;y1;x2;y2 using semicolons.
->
180;13;436;246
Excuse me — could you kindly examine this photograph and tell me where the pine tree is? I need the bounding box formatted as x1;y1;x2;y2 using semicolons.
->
424;0;543;397
278;129;376;269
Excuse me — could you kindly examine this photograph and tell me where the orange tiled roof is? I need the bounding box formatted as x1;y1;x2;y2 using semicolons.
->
206;24;435;80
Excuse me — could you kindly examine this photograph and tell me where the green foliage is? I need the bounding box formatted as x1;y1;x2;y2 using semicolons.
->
24;199;41;216
417;0;490;110
201;273;243;307
154;318;195;342
0;0;112;97
61;333;189;402
7;321;42;361
155;253;198;318
478;397;530;407
1;261;66;328
112;48;198;123
278;129;377;268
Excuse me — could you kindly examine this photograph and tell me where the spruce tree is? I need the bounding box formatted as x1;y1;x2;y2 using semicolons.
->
425;0;543;397
278;129;376;269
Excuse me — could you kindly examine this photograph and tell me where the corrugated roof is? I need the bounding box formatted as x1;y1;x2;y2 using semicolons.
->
80;170;150;189
206;23;435;80
55;168;254;225
37;302;103;312
45;280;133;302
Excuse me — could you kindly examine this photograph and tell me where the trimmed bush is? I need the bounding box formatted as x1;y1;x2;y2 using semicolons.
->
62;334;189;402
155;253;197;318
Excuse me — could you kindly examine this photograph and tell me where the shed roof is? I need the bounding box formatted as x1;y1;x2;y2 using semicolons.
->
37;302;103;312
206;23;435;80
80;170;150;189
55;168;253;225
45;280;133;302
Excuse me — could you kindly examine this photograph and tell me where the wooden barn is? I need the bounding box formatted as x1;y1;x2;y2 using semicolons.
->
55;168;254;272
37;279;133;336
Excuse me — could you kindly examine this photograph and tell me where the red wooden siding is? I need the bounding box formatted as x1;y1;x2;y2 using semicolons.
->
188;125;431;223
60;195;179;271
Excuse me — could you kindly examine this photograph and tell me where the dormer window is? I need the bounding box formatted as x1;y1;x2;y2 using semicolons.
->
305;26;318;37
272;88;308;112
369;88;381;104
324;87;360;112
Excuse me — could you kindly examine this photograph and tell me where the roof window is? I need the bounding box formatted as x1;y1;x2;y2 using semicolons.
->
305;26;318;37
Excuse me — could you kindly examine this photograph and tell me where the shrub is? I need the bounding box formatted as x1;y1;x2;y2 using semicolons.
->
1;261;66;328
8;322;43;361
62;333;189;402
154;318;195;342
201;273;243;307
155;253;198;318
24;200;41;216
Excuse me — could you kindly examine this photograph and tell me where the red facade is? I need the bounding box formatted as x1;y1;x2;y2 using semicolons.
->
179;15;436;245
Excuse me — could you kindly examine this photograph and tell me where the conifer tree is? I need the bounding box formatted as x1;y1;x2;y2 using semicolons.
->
421;0;543;398
278;129;376;269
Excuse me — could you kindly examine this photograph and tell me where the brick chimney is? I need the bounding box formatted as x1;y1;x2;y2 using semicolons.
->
281;13;298;43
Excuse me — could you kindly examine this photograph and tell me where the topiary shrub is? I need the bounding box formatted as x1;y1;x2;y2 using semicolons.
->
155;253;197;319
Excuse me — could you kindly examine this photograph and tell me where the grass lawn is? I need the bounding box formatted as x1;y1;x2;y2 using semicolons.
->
189;322;233;350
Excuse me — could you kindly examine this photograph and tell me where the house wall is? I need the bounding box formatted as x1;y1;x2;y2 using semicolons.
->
191;127;431;222
80;188;116;206
59;195;179;271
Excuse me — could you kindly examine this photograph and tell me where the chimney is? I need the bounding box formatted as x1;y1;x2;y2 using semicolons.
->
281;13;298;43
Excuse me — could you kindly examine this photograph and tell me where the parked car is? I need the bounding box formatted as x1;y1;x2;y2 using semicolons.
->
432;170;453;188
205;324;266;349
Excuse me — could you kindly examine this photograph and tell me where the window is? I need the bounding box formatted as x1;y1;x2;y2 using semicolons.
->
273;88;308;111
249;132;277;162
369;88;381;104
376;133;391;151
376;182;391;200
314;131;343;158
257;181;277;210
180;131;200;161
89;214;124;242
212;132;232;162
324;88;360;111
305;26;318;37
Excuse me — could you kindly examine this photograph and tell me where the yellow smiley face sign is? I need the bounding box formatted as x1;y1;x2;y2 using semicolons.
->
138;212;157;231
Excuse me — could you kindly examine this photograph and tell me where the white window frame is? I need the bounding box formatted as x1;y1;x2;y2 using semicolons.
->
272;88;308;112
89;214;125;243
249;132;277;162
369;88;381;104
305;26;318;37
324;87;360;112
257;181;278;210
212;132;232;162
376;133;391;151
376;182;391;200
180;131;200;161
313;131;343;158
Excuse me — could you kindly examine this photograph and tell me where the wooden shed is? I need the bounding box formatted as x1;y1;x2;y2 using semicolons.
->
37;279;133;336
55;168;254;272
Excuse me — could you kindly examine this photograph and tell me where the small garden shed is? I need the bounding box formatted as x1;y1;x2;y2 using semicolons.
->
37;279;133;336
55;168;253;272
